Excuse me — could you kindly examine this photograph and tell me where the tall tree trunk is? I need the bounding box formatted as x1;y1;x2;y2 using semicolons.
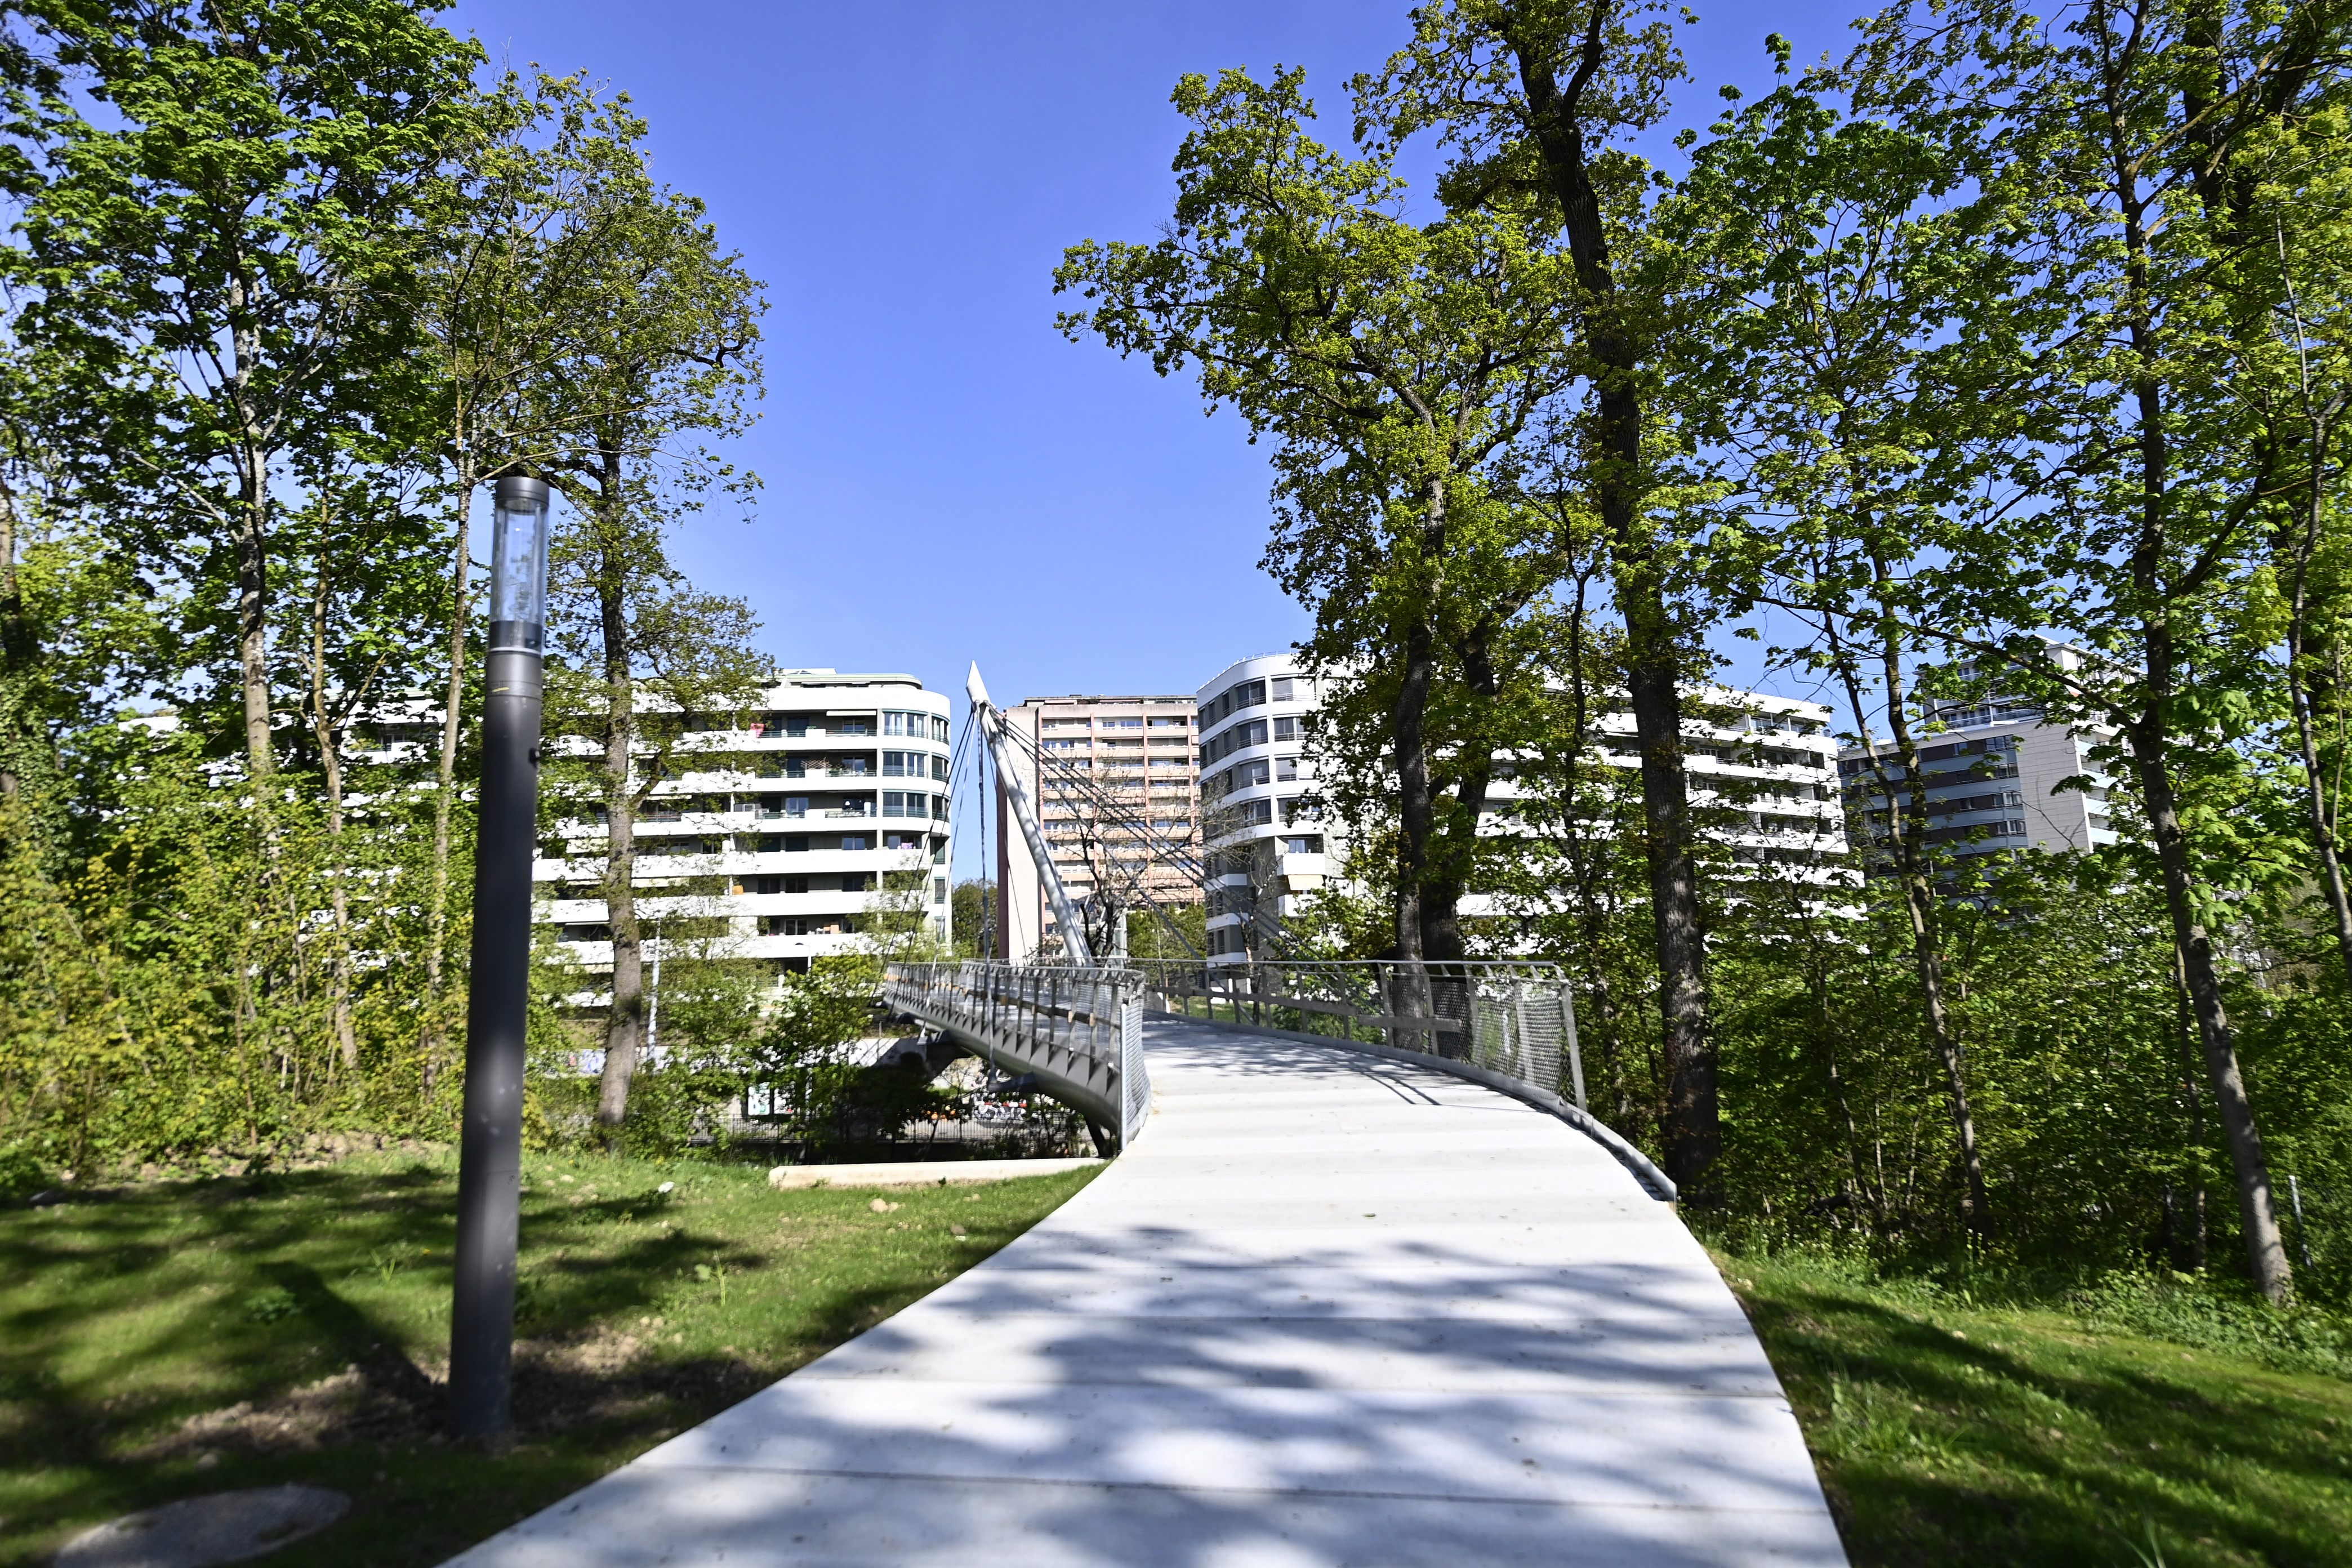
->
234;484;275;779
229;266;275;782
2279;395;2352;987
307;571;359;1072
1505;9;1714;1197
422;460;475;1094
1388;474;1446;1025
2112;140;2292;1298
594;452;647;1141
1829;594;1993;1237
2131;695;2292;1300
1421;618;1507;963
0;469;29;805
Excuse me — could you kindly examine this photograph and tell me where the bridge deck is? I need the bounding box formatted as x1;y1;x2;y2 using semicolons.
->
444;1017;1848;1567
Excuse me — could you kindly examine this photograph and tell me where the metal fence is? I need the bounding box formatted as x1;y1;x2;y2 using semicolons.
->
1134;957;1677;1200
1130;959;1587;1108
883;961;1152;1147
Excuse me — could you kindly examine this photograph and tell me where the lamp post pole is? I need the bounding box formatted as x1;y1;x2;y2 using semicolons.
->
449;475;551;1439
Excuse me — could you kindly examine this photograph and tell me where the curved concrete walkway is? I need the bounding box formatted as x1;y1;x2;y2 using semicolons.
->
445;1017;1847;1567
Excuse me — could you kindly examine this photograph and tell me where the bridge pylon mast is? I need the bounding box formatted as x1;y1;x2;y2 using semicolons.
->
968;662;1094;966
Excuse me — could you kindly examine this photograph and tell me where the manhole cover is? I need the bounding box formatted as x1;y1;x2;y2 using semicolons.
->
55;1485;350;1567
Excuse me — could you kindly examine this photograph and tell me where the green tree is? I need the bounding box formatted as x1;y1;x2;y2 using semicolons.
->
1056;66;1583;1012
1840;0;2352;1300
10;0;479;780
535;148;767;1142
1354;0;1732;1195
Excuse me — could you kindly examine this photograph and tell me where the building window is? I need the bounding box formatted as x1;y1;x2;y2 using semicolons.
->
841;872;872;893
782;718;809;737
782;875;809;894
1201;679;1268;728
1102;717;1143;729
783;835;809;853
933;716;950;742
932;795;950;821
883;790;917;816
1276;756;1298;781
1273;716;1299;741
836;719;870;736
933;877;947;905
883;830;924;851
930;755;949;782
840;835;868;852
1272;677;1295;701
883;751;909;776
785;796;808;817
1202;719;1268;765
1281;835;1325;855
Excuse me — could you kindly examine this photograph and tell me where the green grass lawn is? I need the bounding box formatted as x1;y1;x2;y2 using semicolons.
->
0;1152;1098;1566
1721;1249;2352;1567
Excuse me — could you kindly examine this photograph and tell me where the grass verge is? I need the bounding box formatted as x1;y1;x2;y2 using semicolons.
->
0;1152;1098;1566
1720;1249;2352;1566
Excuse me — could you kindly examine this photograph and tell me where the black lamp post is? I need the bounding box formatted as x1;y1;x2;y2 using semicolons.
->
449;474;551;1438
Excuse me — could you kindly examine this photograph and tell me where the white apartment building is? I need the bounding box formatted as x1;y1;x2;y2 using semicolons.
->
995;692;1201;961
1196;654;1342;962
544;669;955;981
1535;689;1850;883
1195;654;1847;964
1837;647;2123;860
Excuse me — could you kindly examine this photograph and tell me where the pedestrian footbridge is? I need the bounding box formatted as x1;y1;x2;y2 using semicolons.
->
446;961;1847;1567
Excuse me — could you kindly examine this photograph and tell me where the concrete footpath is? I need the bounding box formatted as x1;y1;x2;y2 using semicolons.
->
443;1017;1848;1567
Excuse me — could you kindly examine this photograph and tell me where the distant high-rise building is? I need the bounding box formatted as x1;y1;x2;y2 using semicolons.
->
995;692;1201;961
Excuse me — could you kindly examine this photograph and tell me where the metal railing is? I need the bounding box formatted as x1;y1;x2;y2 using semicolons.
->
885;956;1669;1198
1129;957;1673;1200
884;962;1152;1148
1132;957;1583;1101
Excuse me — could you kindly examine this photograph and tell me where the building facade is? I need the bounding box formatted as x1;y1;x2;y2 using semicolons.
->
1196;654;1337;963
1195;657;1847;964
543;669;955;982
1556;689;1849;885
1837;648;2123;862
995;692;1201;960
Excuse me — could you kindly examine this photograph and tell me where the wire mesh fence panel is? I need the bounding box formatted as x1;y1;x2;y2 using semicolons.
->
1128;958;1582;1108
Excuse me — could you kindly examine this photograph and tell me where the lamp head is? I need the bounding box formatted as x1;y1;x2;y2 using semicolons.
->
489;476;551;656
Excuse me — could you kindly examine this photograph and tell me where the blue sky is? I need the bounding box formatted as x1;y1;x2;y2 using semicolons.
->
446;0;1864;715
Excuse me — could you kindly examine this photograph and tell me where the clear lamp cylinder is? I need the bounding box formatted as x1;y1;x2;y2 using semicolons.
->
488;476;551;654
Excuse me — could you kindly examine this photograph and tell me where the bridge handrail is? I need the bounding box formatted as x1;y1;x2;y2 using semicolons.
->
883;961;1153;1147
1123;956;1673;1200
